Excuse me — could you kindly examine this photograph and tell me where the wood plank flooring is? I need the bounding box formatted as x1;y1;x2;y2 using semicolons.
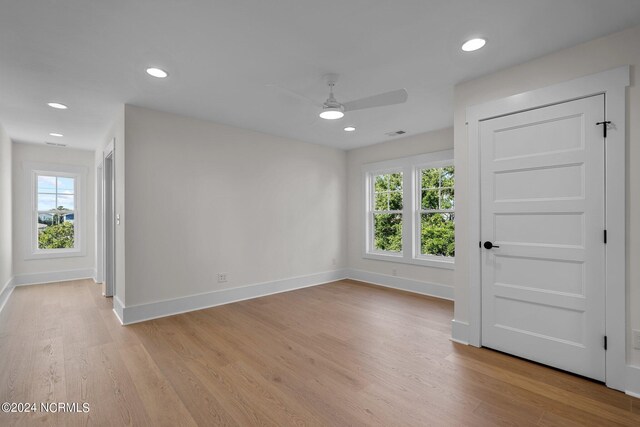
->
0;278;638;426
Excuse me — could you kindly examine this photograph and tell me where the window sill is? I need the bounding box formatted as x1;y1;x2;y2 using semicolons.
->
363;252;455;270
26;249;85;261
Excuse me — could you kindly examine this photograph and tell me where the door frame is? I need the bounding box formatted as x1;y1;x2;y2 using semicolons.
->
96;160;103;285
103;139;115;298
465;66;629;391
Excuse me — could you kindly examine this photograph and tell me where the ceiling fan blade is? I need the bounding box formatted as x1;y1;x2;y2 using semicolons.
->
266;84;322;107
343;89;408;112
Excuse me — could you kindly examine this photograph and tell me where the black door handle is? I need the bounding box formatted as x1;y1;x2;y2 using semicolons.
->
484;241;500;249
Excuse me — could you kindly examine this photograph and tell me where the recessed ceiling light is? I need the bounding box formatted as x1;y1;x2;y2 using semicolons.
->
49;132;63;137
461;38;486;52
344;126;356;132
47;102;68;110
146;67;168;78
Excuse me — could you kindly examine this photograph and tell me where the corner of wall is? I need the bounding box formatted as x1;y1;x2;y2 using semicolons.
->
0;124;13;309
0;276;14;314
112;295;125;325
345;127;456;321
626;364;640;398
450;319;469;345
347;269;453;301
100;106;126;307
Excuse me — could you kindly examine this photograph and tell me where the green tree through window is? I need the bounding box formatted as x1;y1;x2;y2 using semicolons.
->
39;221;75;249
419;166;455;257
372;172;403;252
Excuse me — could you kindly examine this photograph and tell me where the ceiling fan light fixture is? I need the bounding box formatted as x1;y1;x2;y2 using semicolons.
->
319;105;344;120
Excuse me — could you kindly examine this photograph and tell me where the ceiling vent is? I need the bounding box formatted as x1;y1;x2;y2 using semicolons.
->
45;142;67;147
386;130;406;137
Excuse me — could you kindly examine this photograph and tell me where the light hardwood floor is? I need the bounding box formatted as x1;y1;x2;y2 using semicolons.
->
0;279;638;426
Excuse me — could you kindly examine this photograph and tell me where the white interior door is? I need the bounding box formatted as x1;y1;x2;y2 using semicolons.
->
480;95;606;381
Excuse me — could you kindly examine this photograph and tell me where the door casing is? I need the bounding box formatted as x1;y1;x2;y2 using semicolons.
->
464;66;629;391
103;139;115;298
96;161;103;285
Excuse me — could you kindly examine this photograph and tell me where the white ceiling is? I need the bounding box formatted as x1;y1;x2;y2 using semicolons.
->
2;1;640;151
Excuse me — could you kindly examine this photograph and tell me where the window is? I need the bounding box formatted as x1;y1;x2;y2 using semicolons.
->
364;150;454;269
371;172;403;253
418;166;455;258
36;175;76;249
26;163;85;259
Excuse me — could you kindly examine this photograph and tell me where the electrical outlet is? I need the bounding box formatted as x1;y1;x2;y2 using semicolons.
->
633;330;640;350
332;258;337;266
392;268;397;277
217;273;228;283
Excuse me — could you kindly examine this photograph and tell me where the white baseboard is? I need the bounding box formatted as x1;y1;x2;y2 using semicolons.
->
346;268;453;301
451;319;469;345
119;269;349;325
13;268;96;286
0;276;15;314
117;268;452;325
627;364;640;398
112;296;125;325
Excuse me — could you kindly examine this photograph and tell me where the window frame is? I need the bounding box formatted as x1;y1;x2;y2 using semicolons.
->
25;162;86;260
363;150;454;270
414;161;455;268
367;168;405;258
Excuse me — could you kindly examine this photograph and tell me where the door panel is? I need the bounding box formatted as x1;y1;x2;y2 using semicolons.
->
492;114;583;159
494;163;584;201
494;213;584;246
493;256;584;295
480;95;605;381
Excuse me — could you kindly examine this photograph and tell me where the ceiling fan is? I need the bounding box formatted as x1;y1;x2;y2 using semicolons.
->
270;74;408;120
319;74;408;120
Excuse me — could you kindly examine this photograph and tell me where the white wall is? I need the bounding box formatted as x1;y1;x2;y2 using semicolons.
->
122;105;347;307
12;143;95;281
0;125;12;291
453;25;640;365
346;128;454;294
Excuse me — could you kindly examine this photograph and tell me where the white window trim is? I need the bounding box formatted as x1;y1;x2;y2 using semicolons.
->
24;162;87;260
363;149;455;270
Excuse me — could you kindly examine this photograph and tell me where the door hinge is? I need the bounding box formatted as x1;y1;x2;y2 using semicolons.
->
604;336;608;350
596;121;612;138
604;229;607;244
